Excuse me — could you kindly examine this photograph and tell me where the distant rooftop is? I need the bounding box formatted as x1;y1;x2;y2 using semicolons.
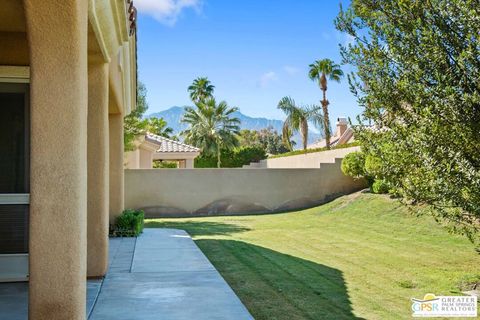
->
307;116;354;149
145;133;200;153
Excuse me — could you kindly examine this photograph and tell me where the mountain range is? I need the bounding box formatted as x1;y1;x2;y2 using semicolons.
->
147;106;323;147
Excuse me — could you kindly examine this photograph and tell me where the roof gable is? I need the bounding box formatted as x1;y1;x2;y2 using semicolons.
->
145;133;201;153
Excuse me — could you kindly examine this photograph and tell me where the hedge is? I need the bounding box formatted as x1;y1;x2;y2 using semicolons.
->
268;142;360;159
195;146;267;168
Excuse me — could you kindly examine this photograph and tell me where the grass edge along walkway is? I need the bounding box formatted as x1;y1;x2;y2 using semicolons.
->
146;192;480;320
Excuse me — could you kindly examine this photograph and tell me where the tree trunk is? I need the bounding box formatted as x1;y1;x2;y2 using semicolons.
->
216;140;221;168
321;88;331;149
301;118;308;152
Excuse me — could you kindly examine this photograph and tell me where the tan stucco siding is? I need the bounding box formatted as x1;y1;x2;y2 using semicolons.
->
109;112;125;221
139;148;153;169
125;149;140;169
25;0;88;318
108;56;124;114
87;61;109;278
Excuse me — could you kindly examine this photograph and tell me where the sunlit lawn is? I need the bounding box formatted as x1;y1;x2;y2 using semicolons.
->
146;192;480;320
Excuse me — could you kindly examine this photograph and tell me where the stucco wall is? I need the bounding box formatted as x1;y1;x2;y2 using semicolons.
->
125;148;140;169
139;148;153;169
244;146;361;169
125;158;366;217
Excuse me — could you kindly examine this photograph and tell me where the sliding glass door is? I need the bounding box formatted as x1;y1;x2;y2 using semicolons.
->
0;82;29;282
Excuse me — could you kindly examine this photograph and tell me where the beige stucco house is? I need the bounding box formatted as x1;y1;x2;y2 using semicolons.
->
126;133;201;169
308;117;355;149
0;1;137;319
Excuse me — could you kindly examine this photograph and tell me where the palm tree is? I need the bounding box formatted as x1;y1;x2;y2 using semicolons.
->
187;77;215;104
282;126;294;152
308;59;343;149
277;96;324;151
181;98;240;168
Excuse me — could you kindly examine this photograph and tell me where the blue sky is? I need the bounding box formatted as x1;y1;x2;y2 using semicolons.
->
136;0;359;123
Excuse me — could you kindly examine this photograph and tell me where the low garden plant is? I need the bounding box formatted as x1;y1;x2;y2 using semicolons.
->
341;150;392;195
111;209;145;237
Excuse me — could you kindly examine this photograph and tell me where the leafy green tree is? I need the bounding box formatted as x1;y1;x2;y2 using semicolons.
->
124;82;149;151
277;96;324;151
146;117;173;138
181;98;241;168
238;128;291;154
187;77;215;104
124;82;173;150
336;0;480;242
341;151;367;180
258;127;291;154
308;59;344;149
238;129;261;148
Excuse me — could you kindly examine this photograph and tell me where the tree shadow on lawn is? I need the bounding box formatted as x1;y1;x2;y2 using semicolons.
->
144;220;250;237
195;239;364;320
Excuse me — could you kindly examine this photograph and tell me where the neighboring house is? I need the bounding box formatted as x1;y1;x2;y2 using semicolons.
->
0;1;137;319
126;133;201;169
308;117;355;149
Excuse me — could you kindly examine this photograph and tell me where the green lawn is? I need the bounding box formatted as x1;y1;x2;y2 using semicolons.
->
145;192;480;320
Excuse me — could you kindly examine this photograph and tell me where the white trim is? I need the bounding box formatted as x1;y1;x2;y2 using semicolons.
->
0;66;30;83
0;194;30;205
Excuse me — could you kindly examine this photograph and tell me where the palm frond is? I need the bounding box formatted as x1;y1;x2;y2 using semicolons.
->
187;77;215;104
180;97;241;158
306;104;325;133
308;59;344;84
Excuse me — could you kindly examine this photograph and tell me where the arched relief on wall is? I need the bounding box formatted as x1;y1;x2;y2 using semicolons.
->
125;164;367;218
194;197;270;216
137;195;354;218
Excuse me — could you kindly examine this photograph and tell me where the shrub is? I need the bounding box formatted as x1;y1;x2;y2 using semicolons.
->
112;209;144;237
195;146;267;168
195;149;234;168
233;146;267;166
341;151;366;179
269;141;360;159
364;154;384;178
153;160;178;169
371;180;390;194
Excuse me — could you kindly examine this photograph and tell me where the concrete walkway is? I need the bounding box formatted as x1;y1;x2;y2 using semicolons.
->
0;229;252;320
0;275;102;319
89;229;253;320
